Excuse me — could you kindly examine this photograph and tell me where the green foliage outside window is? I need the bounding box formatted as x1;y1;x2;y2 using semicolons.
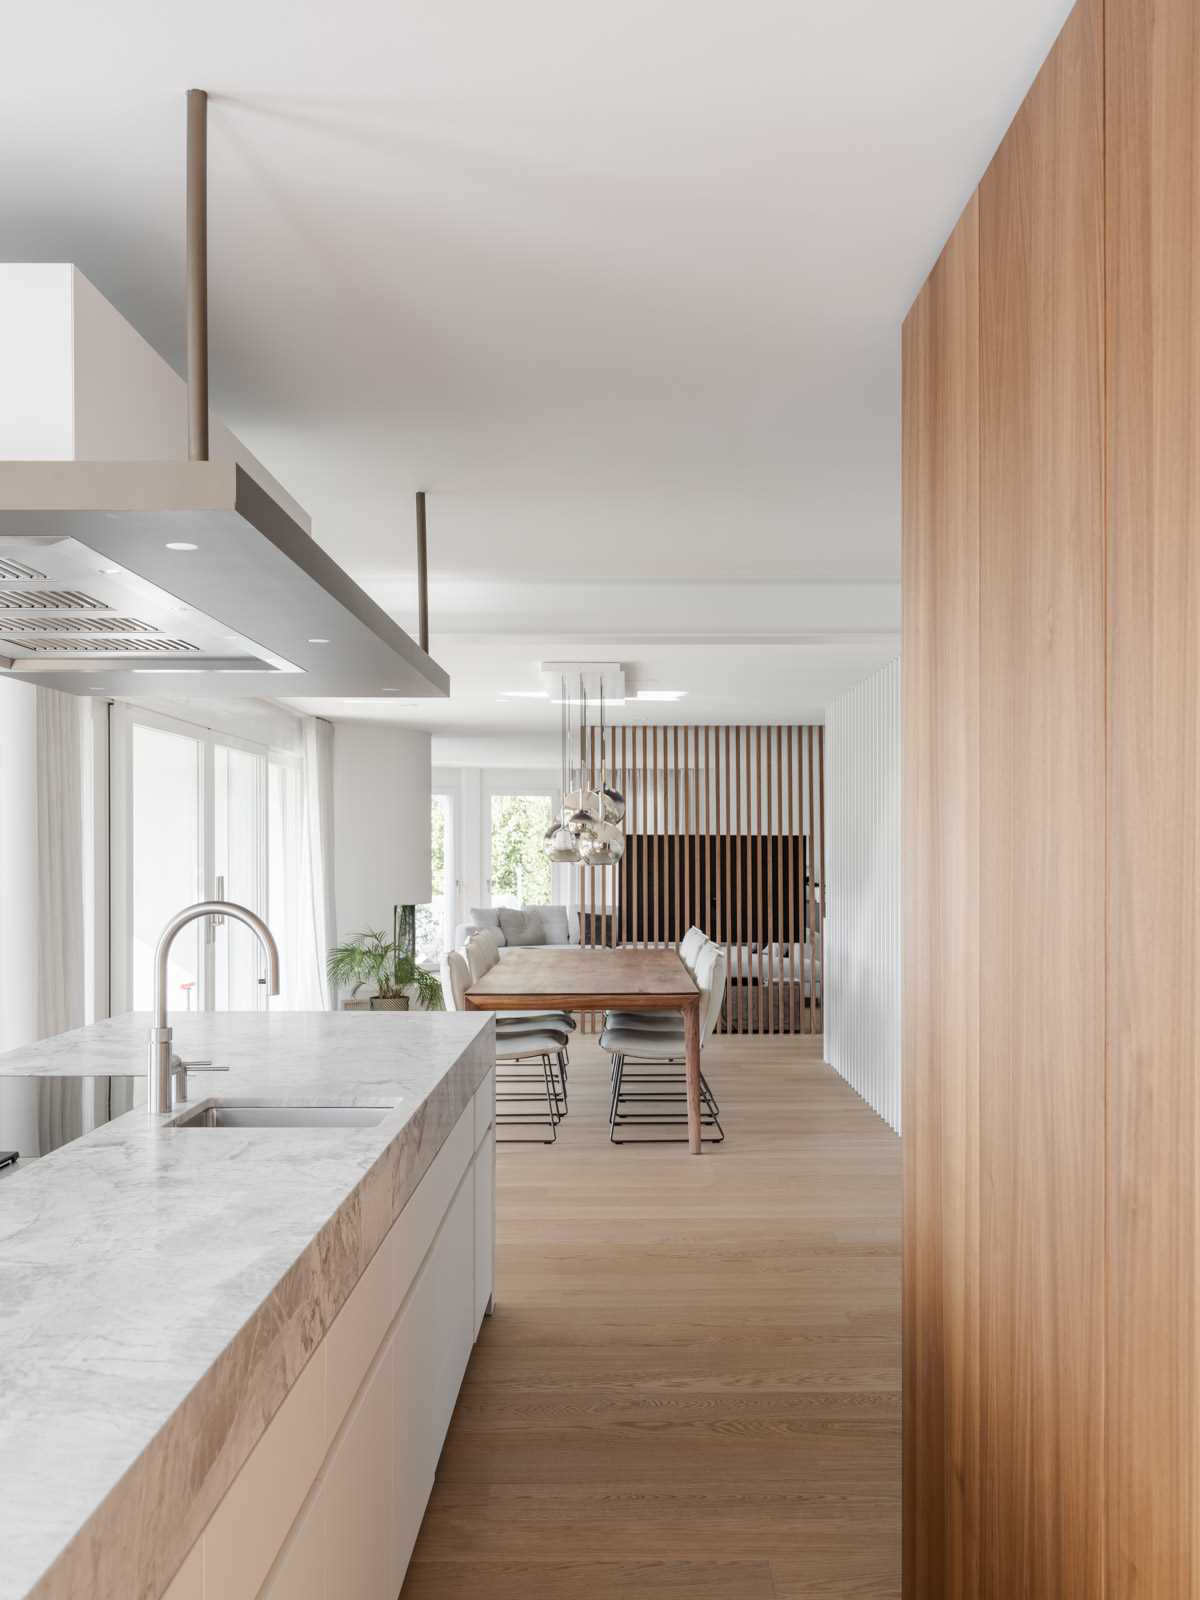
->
490;793;553;906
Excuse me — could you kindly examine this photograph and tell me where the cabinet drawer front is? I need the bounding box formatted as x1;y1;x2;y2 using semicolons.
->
393;1106;474;1314
203;1346;326;1600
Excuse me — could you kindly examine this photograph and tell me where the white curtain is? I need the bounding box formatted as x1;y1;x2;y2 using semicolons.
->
34;686;88;1038
274;717;336;1010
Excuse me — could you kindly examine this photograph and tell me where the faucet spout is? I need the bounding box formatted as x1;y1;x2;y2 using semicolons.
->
148;901;281;1116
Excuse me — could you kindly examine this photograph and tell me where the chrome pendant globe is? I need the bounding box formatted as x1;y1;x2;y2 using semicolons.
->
566;797;601;836
599;785;626;824
579;820;625;866
543;817;581;863
568;811;602;850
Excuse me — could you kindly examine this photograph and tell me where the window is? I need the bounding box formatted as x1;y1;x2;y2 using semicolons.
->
112;706;280;1013
488;792;553;908
416;792;453;966
127;720;204;1011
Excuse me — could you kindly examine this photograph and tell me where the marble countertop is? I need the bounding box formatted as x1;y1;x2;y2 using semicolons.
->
0;1011;494;1600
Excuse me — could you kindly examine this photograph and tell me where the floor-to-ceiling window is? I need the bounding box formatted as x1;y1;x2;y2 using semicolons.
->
111;705;297;1013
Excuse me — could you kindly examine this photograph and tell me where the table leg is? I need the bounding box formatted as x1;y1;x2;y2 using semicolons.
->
683;997;702;1155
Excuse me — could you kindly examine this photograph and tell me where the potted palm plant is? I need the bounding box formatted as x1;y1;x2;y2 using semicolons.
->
327;906;443;1012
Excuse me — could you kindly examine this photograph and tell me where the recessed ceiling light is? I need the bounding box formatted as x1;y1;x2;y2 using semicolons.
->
99;567;121;576
500;690;551;699
636;690;687;701
132;668;203;675
165;541;198;551
308;637;330;644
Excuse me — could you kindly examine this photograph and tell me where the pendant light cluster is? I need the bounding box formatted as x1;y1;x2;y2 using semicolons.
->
542;674;626;865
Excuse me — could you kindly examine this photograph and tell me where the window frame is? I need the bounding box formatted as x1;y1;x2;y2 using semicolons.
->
109;703;272;1015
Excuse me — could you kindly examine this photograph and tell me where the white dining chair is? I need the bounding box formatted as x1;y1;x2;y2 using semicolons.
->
461;932;572;1116
443;950;564;1142
679;925;708;970
464;930;577;1032
598;943;727;1144
604;925;712;1032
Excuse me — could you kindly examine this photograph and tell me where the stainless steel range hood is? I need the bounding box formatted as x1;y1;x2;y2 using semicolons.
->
0;93;447;703
0;461;448;699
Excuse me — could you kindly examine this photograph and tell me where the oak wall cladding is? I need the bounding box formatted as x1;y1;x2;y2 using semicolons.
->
903;0;1199;1592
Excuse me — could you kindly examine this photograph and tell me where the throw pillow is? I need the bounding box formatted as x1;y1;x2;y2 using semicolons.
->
468;907;506;947
498;907;549;946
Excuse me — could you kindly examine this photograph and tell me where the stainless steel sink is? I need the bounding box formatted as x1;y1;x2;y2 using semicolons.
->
172;1103;392;1129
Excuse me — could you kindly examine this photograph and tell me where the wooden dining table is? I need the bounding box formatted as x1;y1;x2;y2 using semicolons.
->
464;947;705;1154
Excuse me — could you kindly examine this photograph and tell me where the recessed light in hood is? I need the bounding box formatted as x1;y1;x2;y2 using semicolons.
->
0;466;449;699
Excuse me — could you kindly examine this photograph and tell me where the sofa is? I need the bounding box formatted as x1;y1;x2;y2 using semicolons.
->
453;904;580;955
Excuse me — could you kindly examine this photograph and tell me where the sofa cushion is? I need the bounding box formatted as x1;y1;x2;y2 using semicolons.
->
533;904;570;945
468;907;506;947
499;907;551;946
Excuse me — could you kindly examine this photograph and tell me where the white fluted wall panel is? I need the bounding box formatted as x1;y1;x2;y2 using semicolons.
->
824;660;901;1132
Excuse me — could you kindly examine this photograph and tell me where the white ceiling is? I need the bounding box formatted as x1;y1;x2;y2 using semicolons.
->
3;0;1072;731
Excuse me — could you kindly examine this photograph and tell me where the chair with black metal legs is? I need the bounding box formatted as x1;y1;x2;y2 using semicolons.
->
462;932;572;1118
599;942;728;1144
604;924;709;1032
443;951;565;1142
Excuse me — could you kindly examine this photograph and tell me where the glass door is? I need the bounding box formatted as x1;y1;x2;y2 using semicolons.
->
417;791;455;966
213;741;268;1009
112;706;272;1015
126;719;204;1012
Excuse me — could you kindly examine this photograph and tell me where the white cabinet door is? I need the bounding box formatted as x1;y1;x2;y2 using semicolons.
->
203;1349;326;1600
430;1177;475;1456
474;1135;495;1333
257;1484;325;1600
321;1342;395;1600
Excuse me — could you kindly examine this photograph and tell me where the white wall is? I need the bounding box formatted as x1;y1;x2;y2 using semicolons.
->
432;733;559;770
824;660;901;1133
333;723;431;940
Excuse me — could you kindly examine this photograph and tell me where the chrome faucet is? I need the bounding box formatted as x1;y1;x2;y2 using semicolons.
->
148;901;281;1116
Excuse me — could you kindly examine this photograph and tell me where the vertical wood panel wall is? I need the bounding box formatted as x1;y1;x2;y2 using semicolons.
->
1106;0;1200;1589
902;190;981;1597
978;2;1106;1585
904;0;1200;1591
825;660;901;1133
574;724;824;1034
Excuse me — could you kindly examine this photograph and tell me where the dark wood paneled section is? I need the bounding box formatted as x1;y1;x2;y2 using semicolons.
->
576;725;824;1035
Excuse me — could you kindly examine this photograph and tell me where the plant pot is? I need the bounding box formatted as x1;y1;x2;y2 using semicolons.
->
342;999;371;1011
369;995;410;1012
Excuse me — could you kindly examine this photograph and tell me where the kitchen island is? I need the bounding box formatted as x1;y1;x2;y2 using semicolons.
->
0;1011;496;1600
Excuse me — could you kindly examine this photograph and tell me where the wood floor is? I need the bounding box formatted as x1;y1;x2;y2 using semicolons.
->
401;1035;901;1599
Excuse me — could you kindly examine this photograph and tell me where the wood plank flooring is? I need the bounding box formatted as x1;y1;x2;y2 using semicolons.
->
401;1035;901;1599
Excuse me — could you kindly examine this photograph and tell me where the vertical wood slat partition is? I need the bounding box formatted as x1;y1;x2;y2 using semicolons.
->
573;724;823;1035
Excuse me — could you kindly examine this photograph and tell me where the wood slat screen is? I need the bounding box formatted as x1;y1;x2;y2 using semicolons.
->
576;724;824;1034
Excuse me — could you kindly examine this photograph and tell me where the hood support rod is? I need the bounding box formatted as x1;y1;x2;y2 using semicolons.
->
415;490;429;653
186;88;209;462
